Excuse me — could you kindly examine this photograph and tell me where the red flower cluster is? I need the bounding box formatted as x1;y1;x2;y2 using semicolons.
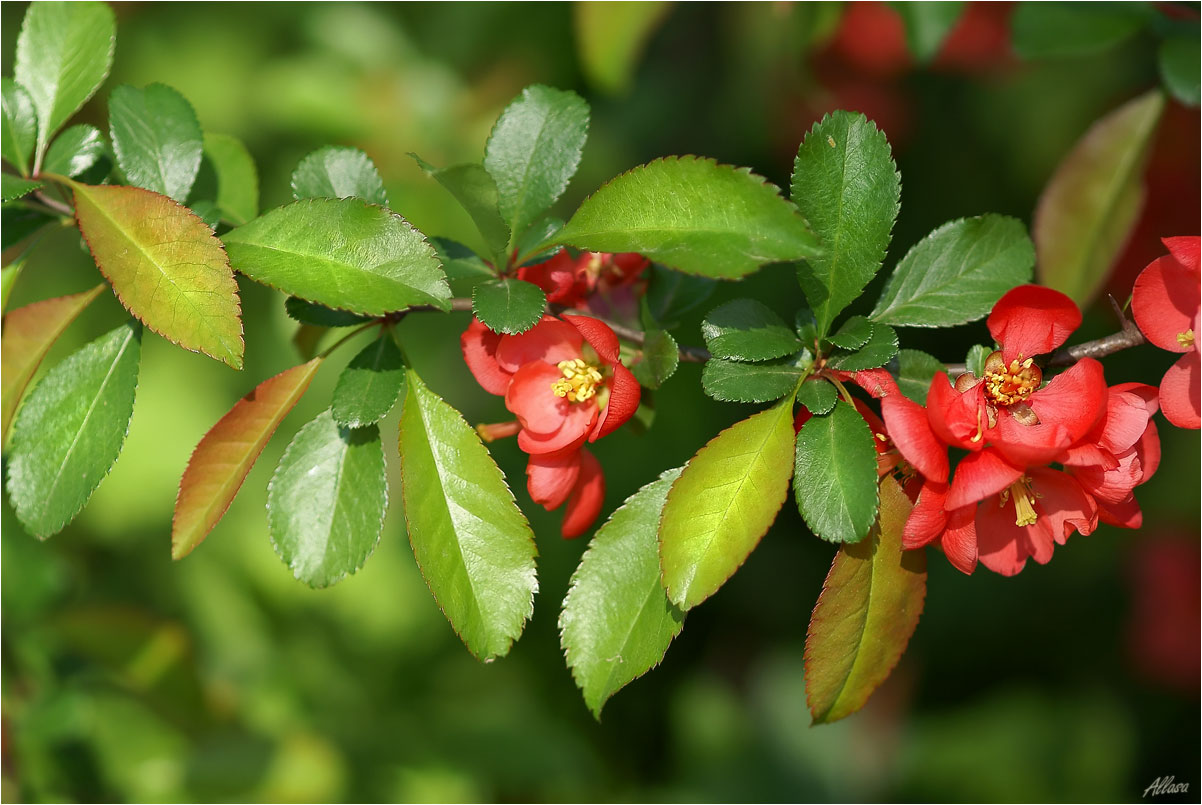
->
1132;236;1200;430
462;313;640;537
517;250;648;310
851;286;1160;576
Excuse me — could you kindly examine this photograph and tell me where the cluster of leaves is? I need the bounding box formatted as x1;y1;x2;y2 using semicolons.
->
0;0;1189;724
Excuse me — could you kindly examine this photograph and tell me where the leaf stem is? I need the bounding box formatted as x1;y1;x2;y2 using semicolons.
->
317;320;383;360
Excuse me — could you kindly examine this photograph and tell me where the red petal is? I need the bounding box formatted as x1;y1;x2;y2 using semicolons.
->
1162;235;1200;273
1096;495;1143;529
852;399;889;453
590;363;640;440
1161;351;1201;429
505;362;574;435
1092;384;1159;456
940;506;979;575
517;252;584;304
1026;358;1108;442
927;372;987;451
562;314;621;365
561;449;605;538
880;393;948;482
1135;420;1161;481
987;285;1082;361
947;448;1024;509
1072;447;1144;504
847;368;899;399
1028;466;1097;543
975;496;1031;576
1132;256;1200;354
527;450;581;509
990;415;1073;467
903;481;949;548
460;318;512;395
495;316;583;372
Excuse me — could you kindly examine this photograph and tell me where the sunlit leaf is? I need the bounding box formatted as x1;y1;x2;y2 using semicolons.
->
7;320;141;539
203;132;259;225
826;315;872;350
574;2;672;94
472;279;547;335
1;175;42;202
74;182;245;369
42;123;105;178
331;332;405;428
805;476;926;723
561;467;686;719
108;83;203;202
701;357;804;404
794;401;879;543
828;322;898;371
1;78;37;176
796;377;837;415
291;145;388;206
413;155;510;267
702;299;801;361
172;358;323;560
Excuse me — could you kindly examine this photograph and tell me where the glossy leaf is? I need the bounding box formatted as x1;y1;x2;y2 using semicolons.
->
1;284;105;444
43;123;105;177
558;157;820;279
1;175;42;202
433;238;497;297
223;197;450;315
268;410;388;588
965;343;991;378
561;466;685;719
108;83;203;202
659;395;797;609
892;2;964;62
702;299;801;362
1034;90;1164;305
871;215;1035;327
331;332;405;428
6;320;141;539
894;349;947;405
631;329;679;389
797;377;837;415
15;0;115;160
399;372;538;660
1159;34;1200;108
484;85;589;245
805;476;926;724
291;145;388;206
515;217;565;266
413;155;510;266
0;259;23;315
472;279;547;335
794;401;879;543
2;78;36;175
74;182;245;369
203;132;259;225
792;111;900;336
826;315;873;350
172;358;322;559
828;322;898;371
645;265;717;324
573;2;672;94
701;358;804;404
1012;2;1146;59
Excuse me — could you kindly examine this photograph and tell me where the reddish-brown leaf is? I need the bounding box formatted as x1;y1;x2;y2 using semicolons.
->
805;475;927;724
1;283;106;445
172;358;322;558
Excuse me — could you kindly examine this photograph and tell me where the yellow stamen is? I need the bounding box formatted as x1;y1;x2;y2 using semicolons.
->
1178;329;1194;349
551;358;603;403
982;350;1042;407
1000;477;1039;528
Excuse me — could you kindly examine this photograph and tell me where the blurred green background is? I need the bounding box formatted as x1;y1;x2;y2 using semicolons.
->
2;2;1199;801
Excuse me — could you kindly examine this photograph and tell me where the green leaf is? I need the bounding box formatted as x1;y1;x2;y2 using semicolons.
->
43;123;105;178
173;358;323;560
826;315;872;350
189;200;221;231
701;299;801;362
484;84;589;245
284;297;372;328
894;349;947;405
14;0;115;161
1;202;52;250
268;410;388;588
659;395;797;609
1;284;105;444
701;358;804;404
806;476;926;724
557;156;820;279
291;145;388;206
573;2;672;95
471;279;547;335
399;371;538;660
432;237;497;297
794;401;879;544
73;182;245;369
871;215;1035;327
792;111;900;336
515;217;565;266
1;175;42;202
797;377;837;415
1159;34;1200;108
561;466;686;719
203;132;259;225
631;329;679;389
223;197;450;315
828;322;898;371
331;332;405;428
1011;2;1146;59
108;84;203;203
966;343;991;378
2;78;37;175
891;2;964;62
645;264;717;325
1034;90;1164;305
6;320;141;539
413;155;510;267
0;259;24;315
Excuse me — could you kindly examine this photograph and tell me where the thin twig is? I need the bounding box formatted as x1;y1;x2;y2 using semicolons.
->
31;191;73;217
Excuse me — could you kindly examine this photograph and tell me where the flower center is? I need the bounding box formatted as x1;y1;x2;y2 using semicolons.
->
999;477;1039;527
551;358;603;403
982;350;1042;407
1178;329;1194;349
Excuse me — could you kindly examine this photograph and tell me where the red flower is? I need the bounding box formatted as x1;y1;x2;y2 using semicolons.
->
1131;236;1200;430
517;251;648;309
527;448;605;539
